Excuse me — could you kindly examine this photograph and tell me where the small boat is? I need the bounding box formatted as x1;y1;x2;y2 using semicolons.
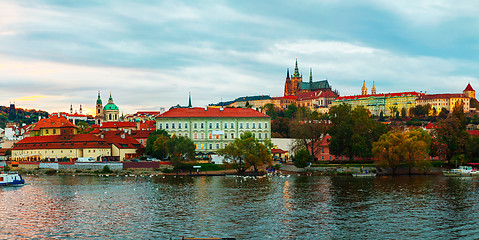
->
0;172;25;186
352;173;377;177
443;166;479;177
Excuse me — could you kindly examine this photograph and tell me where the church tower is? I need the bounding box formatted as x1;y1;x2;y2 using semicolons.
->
371;81;377;95
463;83;476;99
284;68;292;96
361;81;368;95
291;59;302;95
95;91;103;125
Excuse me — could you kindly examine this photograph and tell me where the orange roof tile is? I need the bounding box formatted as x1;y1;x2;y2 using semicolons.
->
12;134;109;150
33;115;77;131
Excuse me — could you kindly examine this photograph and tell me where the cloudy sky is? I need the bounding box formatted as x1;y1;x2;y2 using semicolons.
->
1;0;479;115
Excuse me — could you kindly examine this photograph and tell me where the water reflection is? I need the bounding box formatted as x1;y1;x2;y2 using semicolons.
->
2;175;479;239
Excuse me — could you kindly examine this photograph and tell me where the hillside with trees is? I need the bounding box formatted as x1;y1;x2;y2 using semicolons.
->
0;105;49;128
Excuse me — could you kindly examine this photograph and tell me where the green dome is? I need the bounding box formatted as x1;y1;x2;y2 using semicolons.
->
103;103;119;110
135;118;141;122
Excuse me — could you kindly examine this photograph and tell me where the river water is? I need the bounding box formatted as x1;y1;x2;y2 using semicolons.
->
1;174;479;239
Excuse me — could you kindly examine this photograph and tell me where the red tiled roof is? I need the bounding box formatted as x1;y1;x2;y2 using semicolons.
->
98;122;136;128
297;90;338;101
12;134;109;150
271;148;287;154
282;95;297;100
130;130;154;139
32;115;77;131
467;130;479;136
464;84;475;92
101;131;143;149
157;107;269;118
139;120;156;130
335;92;421;101
417;93;467;100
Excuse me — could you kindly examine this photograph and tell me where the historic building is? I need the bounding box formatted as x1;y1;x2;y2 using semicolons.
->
296;90;339;114
11;133;111;161
30;114;78;137
284;59;331;96
416;84;474;115
95;92;120;124
156;107;271;152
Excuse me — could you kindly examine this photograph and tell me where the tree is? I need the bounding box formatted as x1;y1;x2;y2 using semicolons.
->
372;129;431;175
263;103;277;119
289;112;328;162
271;117;290;138
402;129;431;175
438;107;449;119
372;131;404;175
166;135;196;167
293;148;311;168
435;117;469;162
329;104;388;160
218;131;272;174
145;130;170;159
452;100;466;128
401;108;407;118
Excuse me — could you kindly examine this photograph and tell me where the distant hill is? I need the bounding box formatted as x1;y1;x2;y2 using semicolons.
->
0;105;49;128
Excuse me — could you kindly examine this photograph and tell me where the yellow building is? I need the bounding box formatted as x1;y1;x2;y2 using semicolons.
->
11;134;111;161
416;94;470;115
332;91;421;116
30;115;78;136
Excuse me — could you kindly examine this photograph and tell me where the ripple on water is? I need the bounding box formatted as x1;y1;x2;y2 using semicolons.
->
2;175;479;239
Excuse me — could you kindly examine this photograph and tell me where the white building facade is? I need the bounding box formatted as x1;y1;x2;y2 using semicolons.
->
156;107;271;152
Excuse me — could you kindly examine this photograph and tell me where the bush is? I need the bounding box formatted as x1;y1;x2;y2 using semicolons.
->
101;165;113;173
45;169;57;175
161;168;173;173
293;148;311;168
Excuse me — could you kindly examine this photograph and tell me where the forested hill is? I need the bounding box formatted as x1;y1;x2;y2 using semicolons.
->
0;105;49;128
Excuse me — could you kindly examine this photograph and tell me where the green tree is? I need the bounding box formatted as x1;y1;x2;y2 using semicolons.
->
145;130;170;159
263;103;277;119
435;117;469;162
293;148;311;168
166;135;196;167
401;107;407;118
372;131;404;175
218;131;272;174
271;117;290;138
284;104;298;119
402;129;431;175
438;107;449;119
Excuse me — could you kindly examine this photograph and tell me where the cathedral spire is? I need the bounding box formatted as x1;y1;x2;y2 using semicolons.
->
309;68;313;83
293;58;300;77
188;92;192;108
286;68;290;80
371;81;377;95
70;104;73;114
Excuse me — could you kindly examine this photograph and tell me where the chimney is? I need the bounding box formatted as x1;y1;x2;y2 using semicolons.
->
220;107;224;111
101;134;104;139
121;134;125;139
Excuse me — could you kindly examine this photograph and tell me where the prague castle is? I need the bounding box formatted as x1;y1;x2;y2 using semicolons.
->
284;59;332;96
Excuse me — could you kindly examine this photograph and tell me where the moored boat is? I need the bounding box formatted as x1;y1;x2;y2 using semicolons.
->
443;166;479;177
352;173;377;177
0;172;25;186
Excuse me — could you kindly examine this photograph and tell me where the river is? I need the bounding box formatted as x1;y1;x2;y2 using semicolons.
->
1;174;479;239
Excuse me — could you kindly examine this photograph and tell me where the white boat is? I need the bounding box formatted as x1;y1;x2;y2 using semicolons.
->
0;172;25;186
352;173;377;177
443;166;479;177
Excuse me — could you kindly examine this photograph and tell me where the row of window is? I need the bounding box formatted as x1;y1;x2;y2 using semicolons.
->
172;132;268;140
19;149;108;154
158;122;268;130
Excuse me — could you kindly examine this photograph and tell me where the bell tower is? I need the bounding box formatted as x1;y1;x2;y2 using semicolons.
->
361;81;368;95
95;91;103;125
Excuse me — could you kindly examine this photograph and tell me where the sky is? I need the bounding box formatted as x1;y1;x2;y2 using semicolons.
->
1;0;479;115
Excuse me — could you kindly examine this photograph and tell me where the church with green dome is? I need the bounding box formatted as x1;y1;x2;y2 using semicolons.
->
95;91;120;124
